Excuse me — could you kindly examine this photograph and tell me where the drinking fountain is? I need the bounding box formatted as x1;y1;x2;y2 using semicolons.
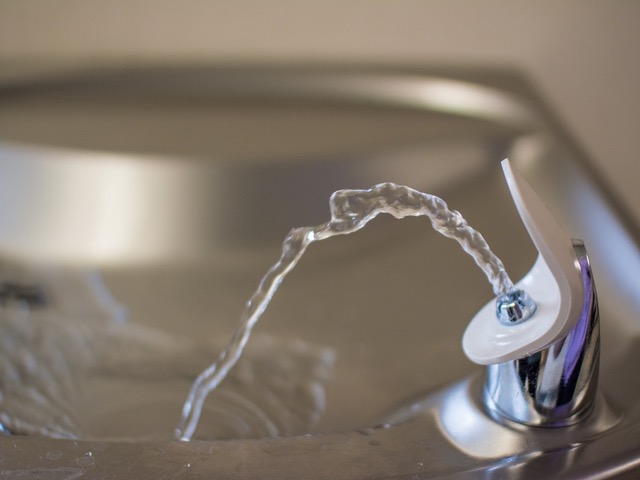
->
0;66;638;478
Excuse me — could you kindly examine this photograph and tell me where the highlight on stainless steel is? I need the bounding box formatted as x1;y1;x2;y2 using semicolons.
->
0;69;542;267
486;240;599;426
495;287;537;326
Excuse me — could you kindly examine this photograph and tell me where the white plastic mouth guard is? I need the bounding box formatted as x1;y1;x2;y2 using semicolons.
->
463;159;584;365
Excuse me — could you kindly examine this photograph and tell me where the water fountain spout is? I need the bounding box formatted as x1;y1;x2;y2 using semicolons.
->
485;240;599;426
464;160;600;426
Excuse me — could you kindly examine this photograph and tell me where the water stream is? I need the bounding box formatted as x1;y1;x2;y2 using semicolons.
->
176;182;515;440
0;182;516;440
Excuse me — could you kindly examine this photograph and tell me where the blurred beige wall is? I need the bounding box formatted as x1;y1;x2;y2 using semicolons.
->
1;1;639;220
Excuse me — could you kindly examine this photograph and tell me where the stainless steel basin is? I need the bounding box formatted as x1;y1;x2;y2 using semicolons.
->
0;66;639;478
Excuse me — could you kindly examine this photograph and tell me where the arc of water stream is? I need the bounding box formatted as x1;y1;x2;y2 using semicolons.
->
176;182;514;440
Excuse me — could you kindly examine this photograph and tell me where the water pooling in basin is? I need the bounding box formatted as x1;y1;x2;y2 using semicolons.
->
0;265;335;440
177;182;517;440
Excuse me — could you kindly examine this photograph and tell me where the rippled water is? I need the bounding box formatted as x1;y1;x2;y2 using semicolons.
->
0;266;334;440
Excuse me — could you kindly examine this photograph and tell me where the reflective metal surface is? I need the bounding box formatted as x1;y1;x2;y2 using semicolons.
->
0;66;638;478
495;287;537;326
486;240;600;426
0;68;538;266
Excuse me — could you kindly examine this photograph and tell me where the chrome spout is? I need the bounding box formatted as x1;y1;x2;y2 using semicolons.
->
464;161;601;427
485;240;600;426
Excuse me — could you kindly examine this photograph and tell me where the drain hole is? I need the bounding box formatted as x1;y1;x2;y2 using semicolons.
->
0;282;48;308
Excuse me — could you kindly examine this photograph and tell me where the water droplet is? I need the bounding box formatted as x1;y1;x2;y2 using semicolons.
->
76;452;94;466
